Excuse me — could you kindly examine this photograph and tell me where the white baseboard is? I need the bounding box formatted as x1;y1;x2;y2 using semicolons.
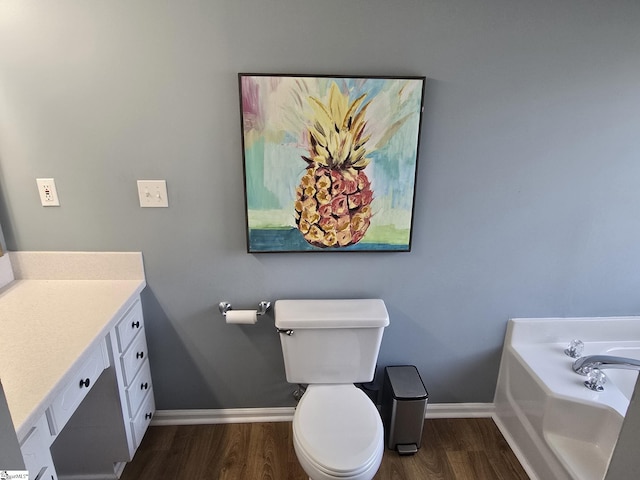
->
114;462;126;479
151;407;296;425
151;403;495;426
426;402;495;418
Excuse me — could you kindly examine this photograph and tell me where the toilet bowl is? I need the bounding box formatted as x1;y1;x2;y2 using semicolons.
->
292;384;384;480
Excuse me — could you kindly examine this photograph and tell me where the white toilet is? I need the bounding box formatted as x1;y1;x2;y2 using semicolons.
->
275;299;389;480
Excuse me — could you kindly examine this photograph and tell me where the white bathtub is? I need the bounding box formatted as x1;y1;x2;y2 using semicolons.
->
494;317;640;480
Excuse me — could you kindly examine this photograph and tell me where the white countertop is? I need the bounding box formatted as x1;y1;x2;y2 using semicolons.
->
0;252;146;439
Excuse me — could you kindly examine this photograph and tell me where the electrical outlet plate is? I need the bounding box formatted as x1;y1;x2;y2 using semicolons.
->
137;180;169;207
36;178;60;206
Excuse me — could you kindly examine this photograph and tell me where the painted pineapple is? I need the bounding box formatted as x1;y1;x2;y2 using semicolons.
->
295;83;374;248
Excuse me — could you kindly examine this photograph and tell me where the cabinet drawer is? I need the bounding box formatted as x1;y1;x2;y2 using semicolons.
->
47;341;108;435
20;414;57;480
126;359;153;417
115;300;144;353
120;329;148;385
132;392;155;448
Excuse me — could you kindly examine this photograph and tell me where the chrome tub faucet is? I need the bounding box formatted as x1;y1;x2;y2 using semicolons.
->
573;355;640;375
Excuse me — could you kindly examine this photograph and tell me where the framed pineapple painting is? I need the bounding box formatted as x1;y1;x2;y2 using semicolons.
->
239;74;425;253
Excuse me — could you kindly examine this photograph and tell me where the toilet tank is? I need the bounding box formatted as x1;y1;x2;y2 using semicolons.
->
275;299;389;384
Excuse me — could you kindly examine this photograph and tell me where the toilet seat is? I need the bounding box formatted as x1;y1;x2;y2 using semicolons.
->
293;384;384;479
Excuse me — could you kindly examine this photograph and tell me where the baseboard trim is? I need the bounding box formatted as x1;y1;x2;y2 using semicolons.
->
426;402;495;419
152;407;296;425
114;462;126;479
151;403;495;426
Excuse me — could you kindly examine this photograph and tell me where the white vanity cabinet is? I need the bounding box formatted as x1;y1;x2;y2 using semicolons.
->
0;251;151;480
46;296;155;479
110;298;156;459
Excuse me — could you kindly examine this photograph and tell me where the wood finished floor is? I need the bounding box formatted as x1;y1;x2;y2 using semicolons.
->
120;418;529;479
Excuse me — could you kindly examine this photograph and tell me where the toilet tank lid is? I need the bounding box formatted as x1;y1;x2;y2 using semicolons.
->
275;299;389;329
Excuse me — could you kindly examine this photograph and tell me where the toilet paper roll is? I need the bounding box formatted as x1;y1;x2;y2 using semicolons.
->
225;310;258;324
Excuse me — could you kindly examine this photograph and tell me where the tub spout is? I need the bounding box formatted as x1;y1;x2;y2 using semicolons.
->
573;355;640;375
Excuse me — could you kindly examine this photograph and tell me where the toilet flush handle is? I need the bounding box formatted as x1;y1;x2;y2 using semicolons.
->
276;328;294;336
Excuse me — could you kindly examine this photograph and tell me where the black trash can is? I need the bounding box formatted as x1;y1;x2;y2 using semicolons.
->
381;365;428;455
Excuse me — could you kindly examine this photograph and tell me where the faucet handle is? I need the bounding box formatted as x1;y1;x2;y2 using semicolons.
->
565;339;584;358
584;368;606;392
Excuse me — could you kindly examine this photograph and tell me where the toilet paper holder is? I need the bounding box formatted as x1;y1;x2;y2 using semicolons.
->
218;301;271;317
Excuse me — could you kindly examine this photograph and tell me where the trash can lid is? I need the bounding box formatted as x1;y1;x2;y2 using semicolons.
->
386;366;428;400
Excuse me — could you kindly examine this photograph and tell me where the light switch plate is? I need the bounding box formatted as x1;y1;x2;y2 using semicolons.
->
137;180;169;208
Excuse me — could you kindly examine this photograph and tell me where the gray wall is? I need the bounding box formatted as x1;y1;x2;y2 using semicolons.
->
0;0;639;410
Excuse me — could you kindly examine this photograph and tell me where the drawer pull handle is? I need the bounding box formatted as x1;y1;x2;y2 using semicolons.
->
141;382;149;390
145;412;153;420
132;321;140;329
79;378;91;388
136;351;145;359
